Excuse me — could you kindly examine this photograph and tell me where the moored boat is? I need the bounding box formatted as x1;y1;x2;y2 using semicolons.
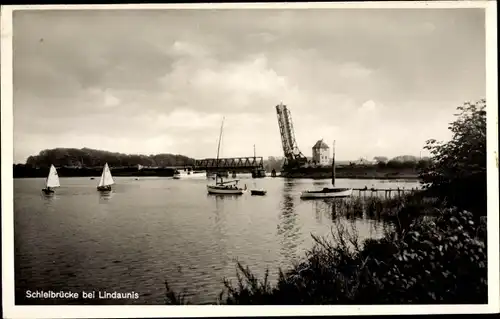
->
250;189;267;196
300;140;353;199
207;117;246;195
300;187;352;199
207;180;247;195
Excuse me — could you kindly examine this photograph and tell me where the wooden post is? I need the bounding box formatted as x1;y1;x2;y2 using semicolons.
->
332;140;336;187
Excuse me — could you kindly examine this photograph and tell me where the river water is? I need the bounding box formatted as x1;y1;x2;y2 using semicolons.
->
13;175;420;305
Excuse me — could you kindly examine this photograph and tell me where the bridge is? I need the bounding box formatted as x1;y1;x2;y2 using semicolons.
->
194;157;265;172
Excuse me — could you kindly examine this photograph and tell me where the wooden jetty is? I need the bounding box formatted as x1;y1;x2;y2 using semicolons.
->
353;187;419;198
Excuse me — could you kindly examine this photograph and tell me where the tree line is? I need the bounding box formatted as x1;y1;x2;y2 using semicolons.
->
22;147;196;168
264;155;433;172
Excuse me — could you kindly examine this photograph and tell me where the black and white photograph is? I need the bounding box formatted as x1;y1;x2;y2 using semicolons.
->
1;1;498;318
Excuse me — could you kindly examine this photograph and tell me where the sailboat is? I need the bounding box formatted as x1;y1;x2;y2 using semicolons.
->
42;164;60;194
97;163;114;192
251;144;266;178
207;117;247;195
300;140;353;199
250;144;267;195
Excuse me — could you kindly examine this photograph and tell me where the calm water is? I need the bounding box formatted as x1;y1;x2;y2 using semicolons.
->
14;175;420;305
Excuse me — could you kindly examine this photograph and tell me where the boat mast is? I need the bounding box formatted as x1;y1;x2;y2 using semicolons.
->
332;140;336;187
215;117;225;184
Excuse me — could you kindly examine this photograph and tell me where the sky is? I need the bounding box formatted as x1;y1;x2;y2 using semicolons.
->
12;8;486;163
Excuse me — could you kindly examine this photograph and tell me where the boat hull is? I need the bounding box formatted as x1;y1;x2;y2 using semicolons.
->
300;188;353;199
97;185;112;192
207;185;245;195
250;190;267;196
42;188;55;194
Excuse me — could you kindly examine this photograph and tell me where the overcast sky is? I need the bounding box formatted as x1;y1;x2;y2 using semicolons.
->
12;8;485;163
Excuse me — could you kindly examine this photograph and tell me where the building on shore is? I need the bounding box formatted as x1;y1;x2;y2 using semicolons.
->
312;139;330;166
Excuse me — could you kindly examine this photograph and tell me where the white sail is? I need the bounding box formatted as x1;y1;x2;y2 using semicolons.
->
46;165;60;188
98;163;115;187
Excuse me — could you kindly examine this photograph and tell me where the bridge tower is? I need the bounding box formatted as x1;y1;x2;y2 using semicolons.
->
276;102;308;170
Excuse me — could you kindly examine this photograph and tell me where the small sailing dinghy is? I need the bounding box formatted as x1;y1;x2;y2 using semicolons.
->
173;170;181;179
97;163;114;192
42;164;60;194
300;140;353;199
207;117;246;195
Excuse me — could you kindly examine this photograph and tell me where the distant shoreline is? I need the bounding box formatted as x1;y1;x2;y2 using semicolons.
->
13;166;179;178
278;174;420;180
13;165;420;180
278;166;420;180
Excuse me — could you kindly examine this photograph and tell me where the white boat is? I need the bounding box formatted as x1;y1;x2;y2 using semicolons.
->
207;180;247;195
300;187;353;199
97;163;114;192
300;140;353;199
207;117;246;195
42;164;60;194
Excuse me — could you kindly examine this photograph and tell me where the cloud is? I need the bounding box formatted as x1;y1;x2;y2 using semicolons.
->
104;92;120;107
11;8;486;163
338;62;373;79
358;100;377;113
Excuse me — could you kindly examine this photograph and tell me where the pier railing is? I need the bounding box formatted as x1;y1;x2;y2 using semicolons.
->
353;187;420;198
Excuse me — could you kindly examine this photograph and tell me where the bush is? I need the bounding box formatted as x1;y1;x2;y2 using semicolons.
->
212;208;487;305
420;99;487;217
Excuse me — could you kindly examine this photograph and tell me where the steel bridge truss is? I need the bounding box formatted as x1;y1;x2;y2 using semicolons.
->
194;157;264;171
276;103;308;167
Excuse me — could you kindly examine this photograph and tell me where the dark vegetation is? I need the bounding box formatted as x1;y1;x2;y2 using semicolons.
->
22;147;195;168
270;155;432;179
279;165;420;179
13;165;179;178
165;99;489;305
264;155;431;175
14;147;195;178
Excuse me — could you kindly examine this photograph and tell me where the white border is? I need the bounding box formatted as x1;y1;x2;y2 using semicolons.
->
1;1;498;318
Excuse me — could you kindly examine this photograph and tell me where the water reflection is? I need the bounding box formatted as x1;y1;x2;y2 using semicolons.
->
277;180;302;262
41;192;57;200
207;194;241;201
41;192;58;210
98;191;114;202
312;199;333;223
211;196;229;268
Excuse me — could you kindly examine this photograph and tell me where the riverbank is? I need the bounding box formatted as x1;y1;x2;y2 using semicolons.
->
12;165;419;180
13;166;178;178
279;166;420;180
